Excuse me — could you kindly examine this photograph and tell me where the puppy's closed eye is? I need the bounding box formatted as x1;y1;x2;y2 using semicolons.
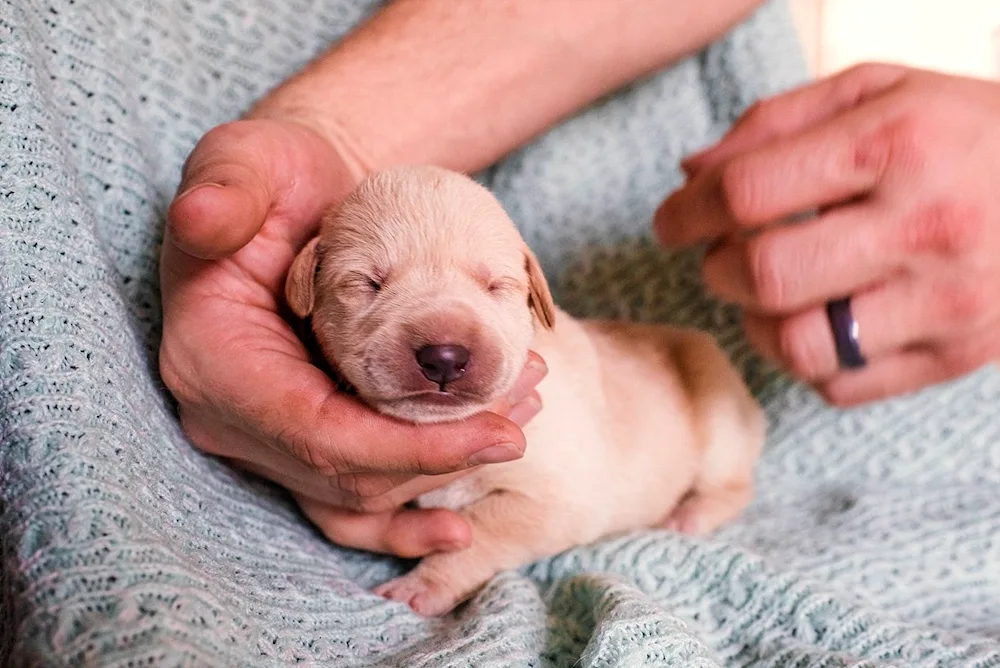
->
486;277;522;296
340;271;384;295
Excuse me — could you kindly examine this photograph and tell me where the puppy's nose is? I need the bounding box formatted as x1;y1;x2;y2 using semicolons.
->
416;344;470;386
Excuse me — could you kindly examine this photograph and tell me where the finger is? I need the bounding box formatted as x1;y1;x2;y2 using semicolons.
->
657;94;907;248
204;354;526;475
229;456;357;505
167;119;357;259
816;331;1000;407
230;448;475;513
509;351;547;404
333;469;473;513
682;63;908;176
319;396;543;510
506;391;542;428
180;408;361;503
701;203;901;313
184;403;470;509
743;275;997;382
653;167;740;249
201;344;527;476
295;496;472;558
486;351;547;417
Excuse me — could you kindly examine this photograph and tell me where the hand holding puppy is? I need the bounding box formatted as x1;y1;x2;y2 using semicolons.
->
159;118;546;558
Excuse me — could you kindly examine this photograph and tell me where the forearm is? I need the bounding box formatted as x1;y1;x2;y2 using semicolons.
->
250;0;766;175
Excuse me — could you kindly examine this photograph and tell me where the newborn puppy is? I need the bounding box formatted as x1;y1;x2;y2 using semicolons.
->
285;165;765;616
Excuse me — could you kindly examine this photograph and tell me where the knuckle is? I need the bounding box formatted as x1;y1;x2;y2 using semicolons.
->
348;474;396;502
745;237;787;310
316;524;350;546
720;159;766;225
335;471;361;497
277;424;342;477
879;115;929;178
851;115;927;186
901;199;987;258
842;61;903;87
776;317;826;380
352;496;391;514
400;431;448;476
848;126;894;180
329;475;380;513
177;410;223;455
307;514;354;546
936;340;993;378
930;280;988;326
197;120;256;153
181;122;237;177
350;496;383;513
178;120;263;195
158;342;198;407
826;67;869;109
412;439;464;476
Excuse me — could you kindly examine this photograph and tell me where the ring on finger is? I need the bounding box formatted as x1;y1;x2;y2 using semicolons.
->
826;296;867;370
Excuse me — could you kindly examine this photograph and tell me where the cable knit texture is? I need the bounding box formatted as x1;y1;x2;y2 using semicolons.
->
3;0;1000;665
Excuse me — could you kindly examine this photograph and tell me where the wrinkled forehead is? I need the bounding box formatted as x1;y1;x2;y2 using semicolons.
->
321;179;525;275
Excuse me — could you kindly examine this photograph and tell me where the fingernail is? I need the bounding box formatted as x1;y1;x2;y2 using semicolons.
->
507;395;542;428
526;355;547;375
174;182;224;203
467;442;522;467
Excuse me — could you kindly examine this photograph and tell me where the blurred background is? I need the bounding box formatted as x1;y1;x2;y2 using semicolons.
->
789;0;1000;80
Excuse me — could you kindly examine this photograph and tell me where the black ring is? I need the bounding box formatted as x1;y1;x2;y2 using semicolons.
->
826;297;867;370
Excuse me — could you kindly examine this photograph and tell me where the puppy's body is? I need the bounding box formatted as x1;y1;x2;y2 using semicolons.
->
402;314;763;613
285;165;765;616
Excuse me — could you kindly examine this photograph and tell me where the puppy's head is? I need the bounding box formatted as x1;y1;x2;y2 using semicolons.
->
285;165;555;423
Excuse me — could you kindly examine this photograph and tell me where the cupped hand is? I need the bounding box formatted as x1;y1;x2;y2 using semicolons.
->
159;117;546;558
655;64;1000;406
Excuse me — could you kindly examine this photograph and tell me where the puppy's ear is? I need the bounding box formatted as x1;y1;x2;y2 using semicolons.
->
524;246;556;329
285;236;321;318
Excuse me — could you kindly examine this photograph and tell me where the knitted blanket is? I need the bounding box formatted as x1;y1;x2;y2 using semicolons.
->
3;0;1000;665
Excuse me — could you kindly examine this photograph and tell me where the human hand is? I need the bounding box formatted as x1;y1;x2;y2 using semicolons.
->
654;64;1000;406
159;117;546;558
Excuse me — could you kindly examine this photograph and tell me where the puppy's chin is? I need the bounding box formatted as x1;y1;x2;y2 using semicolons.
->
365;393;495;425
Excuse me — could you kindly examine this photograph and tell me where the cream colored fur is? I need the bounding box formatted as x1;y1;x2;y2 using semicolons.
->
285;165;766;616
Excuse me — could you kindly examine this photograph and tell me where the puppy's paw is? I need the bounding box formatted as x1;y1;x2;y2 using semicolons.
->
661;485;752;536
373;572;466;617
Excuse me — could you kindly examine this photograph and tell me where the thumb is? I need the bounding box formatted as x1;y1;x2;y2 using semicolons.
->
167;119;360;259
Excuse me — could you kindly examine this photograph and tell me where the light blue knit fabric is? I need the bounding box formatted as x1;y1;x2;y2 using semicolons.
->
3;0;1000;665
